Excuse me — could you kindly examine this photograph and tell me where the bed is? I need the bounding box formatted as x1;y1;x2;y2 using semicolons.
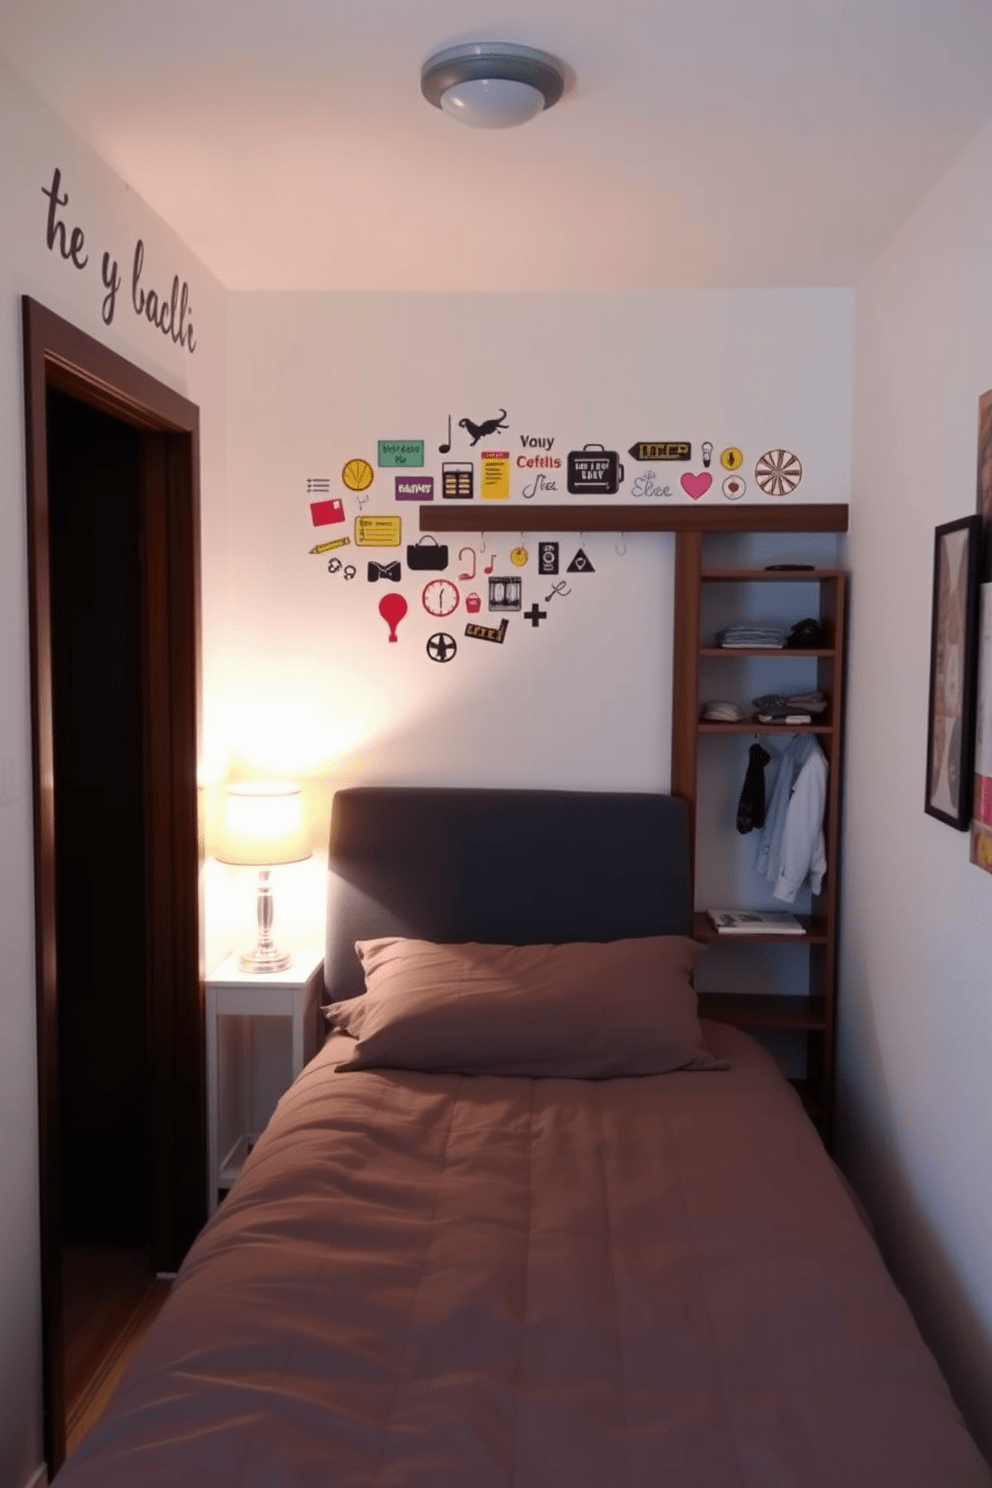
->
55;787;992;1486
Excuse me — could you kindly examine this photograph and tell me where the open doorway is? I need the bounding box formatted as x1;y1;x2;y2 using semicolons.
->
46;388;173;1454
22;298;205;1476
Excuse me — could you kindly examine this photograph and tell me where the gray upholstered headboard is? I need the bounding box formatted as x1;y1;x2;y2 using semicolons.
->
324;787;691;1004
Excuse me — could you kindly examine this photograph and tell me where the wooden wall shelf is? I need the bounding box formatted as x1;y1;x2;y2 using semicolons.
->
419;503;849;534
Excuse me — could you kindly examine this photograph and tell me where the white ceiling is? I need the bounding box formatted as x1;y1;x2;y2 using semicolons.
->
3;0;992;292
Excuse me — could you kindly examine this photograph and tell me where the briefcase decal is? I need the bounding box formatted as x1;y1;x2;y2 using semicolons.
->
407;535;449;571
566;444;625;496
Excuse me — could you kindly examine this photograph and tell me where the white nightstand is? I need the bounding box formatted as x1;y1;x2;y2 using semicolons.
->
205;949;324;1213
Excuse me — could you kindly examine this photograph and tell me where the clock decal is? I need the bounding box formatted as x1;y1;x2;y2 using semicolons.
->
422;578;460;617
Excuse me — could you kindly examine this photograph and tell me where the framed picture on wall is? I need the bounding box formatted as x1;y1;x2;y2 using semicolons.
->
925;514;981;829
971;584;992;870
971;389;992;871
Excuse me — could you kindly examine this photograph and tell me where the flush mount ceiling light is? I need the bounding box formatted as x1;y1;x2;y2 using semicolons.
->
421;42;566;130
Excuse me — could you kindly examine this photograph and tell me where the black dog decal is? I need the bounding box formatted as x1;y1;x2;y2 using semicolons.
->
459;409;508;446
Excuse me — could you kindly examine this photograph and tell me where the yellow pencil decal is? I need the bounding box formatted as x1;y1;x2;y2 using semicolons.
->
309;536;352;555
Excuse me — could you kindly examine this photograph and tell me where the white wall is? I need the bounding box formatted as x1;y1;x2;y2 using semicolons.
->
216;289;852;950
0;56;228;1487
841;118;992;1461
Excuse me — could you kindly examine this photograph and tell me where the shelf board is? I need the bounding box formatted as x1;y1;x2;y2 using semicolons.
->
693;911;827;943
419;503;849;535
218;1133;257;1189
699;646;834;658
698;720;833;735
701;567;845;581
697;993;827;1030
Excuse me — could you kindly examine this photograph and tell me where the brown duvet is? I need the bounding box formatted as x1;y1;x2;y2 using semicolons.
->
56;1022;991;1487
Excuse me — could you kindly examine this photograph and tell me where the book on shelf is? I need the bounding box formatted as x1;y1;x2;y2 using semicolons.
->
707;910;806;935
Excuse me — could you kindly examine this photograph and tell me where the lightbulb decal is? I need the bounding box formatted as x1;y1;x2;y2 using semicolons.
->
701;441;713;468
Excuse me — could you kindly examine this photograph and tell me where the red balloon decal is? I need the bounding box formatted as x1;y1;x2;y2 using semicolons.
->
378;592;408;642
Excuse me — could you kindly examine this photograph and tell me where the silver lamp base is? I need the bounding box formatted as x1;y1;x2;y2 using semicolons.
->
238;866;293;974
237;944;293;974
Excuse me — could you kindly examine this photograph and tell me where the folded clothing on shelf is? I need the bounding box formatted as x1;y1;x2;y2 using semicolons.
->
717;624;787;649
785;618;825;648
752;690;828;721
701;700;746;722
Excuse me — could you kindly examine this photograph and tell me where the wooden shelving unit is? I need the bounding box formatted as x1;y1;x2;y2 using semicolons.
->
672;517;849;1145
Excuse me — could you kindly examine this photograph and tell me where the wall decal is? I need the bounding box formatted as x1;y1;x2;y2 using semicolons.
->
307;477;331;493
517;438;561;491
545;580;572;601
378;440;425;467
310;536;352;555
538;541;559;575
628;441;690;462
42;166;197;349
422;578;461;617
356;515;402;546
458;547;477;580
567;445;625;495
408;537;448;571
481;450;511;500
483;550;497;575
631;470;673;498
465;592;482;613
521;471;560;499
680;471;712;500
566;549;595;573
327;558;357;581
701;441;714;467
524;603;548;628
460;409;509;445
488;576;522;611
442;461;474;499
41;167;88;270
344;564;357;580
342;458;374;492
722;475;746;500
379;592;408;642
465;619;509;644
395;476;434;501
367;561;402;583
755;449;803;495
310;498;345;527
510;546;529;567
130;240;197;352
426;632;457;663
439;415;452;454
720;447;744;471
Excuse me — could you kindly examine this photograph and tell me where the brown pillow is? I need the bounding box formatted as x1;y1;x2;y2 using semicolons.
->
325;936;727;1078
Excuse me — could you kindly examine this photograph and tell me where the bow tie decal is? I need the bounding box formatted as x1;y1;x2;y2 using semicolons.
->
367;561;402;583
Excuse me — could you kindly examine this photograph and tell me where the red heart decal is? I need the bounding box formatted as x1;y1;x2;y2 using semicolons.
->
681;471;712;500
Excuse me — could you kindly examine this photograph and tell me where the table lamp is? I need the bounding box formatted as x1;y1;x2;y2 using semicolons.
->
216;781;310;972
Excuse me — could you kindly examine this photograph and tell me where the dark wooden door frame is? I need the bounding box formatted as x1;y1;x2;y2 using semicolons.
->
22;297;205;1476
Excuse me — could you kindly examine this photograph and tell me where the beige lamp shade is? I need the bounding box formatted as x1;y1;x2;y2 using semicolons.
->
216;782;310;867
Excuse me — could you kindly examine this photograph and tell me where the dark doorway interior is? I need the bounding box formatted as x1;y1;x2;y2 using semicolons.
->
47;389;150;1246
23;297;204;1478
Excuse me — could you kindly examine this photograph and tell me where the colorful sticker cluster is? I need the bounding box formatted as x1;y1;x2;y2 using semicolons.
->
305;412;806;661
